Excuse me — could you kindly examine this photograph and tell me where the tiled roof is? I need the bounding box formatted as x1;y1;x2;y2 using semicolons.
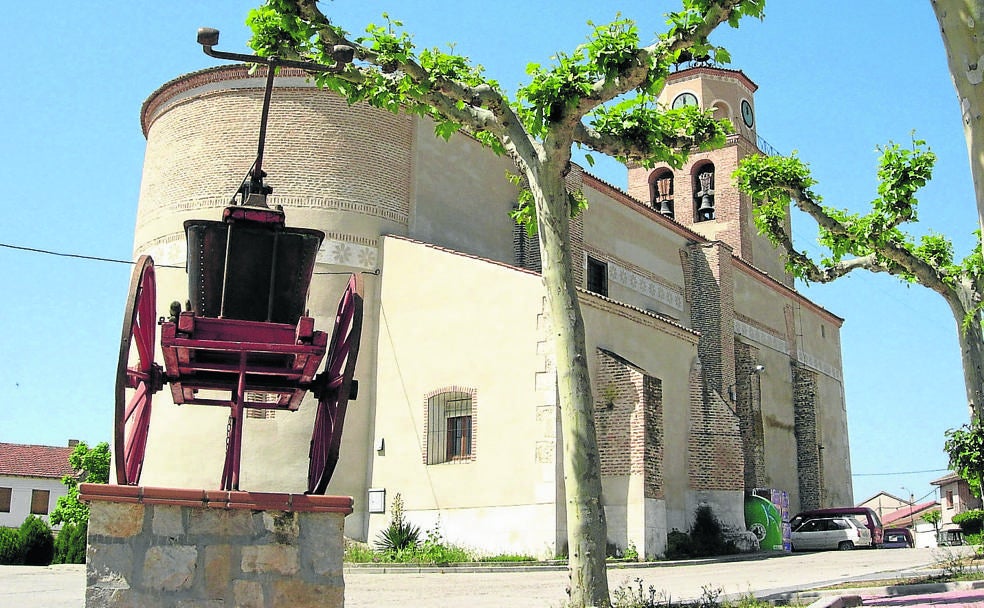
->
0;443;76;479
931;471;961;485
881;501;939;526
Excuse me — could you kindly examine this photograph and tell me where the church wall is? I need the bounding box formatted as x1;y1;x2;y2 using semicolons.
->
578;186;689;323
369;236;559;556
128;63;855;555
580;294;700;553
409;120;519;263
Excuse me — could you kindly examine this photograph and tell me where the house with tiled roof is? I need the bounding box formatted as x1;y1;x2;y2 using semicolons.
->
857;491;909;522
880;500;939;529
0;442;77;529
932;472;982;531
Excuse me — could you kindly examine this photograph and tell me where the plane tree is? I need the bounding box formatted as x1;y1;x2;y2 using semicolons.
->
932;0;984;232
246;1;764;605
734;140;984;423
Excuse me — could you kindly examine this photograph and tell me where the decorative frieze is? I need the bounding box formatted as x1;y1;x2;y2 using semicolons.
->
607;261;685;311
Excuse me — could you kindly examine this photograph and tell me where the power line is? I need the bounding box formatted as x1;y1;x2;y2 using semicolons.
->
852;468;948;477
0;241;377;275
0;242;150;266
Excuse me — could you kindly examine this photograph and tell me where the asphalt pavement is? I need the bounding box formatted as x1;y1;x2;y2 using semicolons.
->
0;546;978;608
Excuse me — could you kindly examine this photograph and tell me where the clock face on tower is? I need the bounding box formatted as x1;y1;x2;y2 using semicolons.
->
741;99;754;127
671;92;698;110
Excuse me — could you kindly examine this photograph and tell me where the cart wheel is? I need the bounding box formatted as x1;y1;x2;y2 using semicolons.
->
307;274;364;494
114;255;161;485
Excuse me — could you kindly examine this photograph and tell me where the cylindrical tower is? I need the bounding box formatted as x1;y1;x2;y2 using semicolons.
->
132;65;412;532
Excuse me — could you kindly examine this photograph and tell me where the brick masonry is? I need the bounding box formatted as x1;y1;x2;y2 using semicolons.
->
80;484;351;608
685;242;743;492
792;364;821;511
593;349;664;499
735;342;766;489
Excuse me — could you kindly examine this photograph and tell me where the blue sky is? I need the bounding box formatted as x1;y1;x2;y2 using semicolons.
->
0;1;972;508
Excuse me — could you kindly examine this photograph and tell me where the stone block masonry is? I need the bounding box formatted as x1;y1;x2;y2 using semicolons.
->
79;484;352;608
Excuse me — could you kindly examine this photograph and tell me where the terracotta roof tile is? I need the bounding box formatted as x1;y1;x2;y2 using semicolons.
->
881;501;939;526
0;443;76;479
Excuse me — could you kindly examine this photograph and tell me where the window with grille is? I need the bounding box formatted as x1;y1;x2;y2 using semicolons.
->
31;489;49;515
0;487;10;513
426;391;474;464
586;257;608;296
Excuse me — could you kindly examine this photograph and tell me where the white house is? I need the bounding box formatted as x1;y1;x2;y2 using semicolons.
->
0;442;76;530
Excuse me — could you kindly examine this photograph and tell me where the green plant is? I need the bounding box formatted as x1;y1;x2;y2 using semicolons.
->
477;553;537;562
414;523;471;564
374;493;420;553
953;509;984;535
610;580;772;608
343;540;377;563
50;441;110;528
935;545;969;578
665;529;693;559
0;527;25;565
52;522;87;564
19;516;54;566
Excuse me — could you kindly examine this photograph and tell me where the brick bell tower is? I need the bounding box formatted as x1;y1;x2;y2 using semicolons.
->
627;64;792;287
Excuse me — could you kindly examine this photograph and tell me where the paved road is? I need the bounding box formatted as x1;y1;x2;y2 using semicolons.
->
0;547;972;607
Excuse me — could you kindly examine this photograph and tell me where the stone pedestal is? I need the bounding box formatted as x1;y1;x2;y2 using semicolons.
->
79;484;352;608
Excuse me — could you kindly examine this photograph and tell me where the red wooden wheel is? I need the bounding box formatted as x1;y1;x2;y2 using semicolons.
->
307;274;364;494
114;255;162;485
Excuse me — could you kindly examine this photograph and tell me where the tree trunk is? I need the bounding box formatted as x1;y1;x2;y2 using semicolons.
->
932;0;984;232
531;166;610;607
945;287;984;422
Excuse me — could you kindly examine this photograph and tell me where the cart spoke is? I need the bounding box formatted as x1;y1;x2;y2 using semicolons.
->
115;255;158;485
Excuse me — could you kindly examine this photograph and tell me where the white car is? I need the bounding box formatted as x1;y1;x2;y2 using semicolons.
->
791;516;872;551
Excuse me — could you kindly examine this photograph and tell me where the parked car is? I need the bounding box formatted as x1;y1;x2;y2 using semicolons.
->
791;516;873;551
938;528;965;546
882;527;914;548
790;507;884;547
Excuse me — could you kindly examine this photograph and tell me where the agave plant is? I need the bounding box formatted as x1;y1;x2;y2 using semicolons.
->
374;493;420;553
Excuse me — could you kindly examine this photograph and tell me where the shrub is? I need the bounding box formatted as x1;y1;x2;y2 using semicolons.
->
53;522;87;564
0;527;25;565
374;493;420;553
20;516;54;566
665;529;693;559
953;509;984;535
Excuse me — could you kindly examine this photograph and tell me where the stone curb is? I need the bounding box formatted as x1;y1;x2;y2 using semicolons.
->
774;579;984;606
343;550;789;574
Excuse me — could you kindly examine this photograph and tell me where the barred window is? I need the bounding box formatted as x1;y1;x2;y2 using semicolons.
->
426;391;474;464
586;257;608;296
31;489;49;515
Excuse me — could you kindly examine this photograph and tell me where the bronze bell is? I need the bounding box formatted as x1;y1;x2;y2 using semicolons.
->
658;200;674;217
697;196;715;220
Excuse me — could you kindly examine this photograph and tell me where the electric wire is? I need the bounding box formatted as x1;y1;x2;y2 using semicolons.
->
0;241;378;275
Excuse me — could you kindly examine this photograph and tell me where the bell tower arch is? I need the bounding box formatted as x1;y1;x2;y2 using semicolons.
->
628;65;792;287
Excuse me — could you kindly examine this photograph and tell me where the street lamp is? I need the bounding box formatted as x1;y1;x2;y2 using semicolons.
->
902;486;915;529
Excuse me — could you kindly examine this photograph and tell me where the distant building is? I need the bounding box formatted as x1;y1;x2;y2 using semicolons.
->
857;491;908;522
127;64;853;558
880;500;939;530
932;472;982;530
0;442;76;529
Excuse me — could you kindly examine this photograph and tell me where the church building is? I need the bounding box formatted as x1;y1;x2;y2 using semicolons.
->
127;62;852;559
